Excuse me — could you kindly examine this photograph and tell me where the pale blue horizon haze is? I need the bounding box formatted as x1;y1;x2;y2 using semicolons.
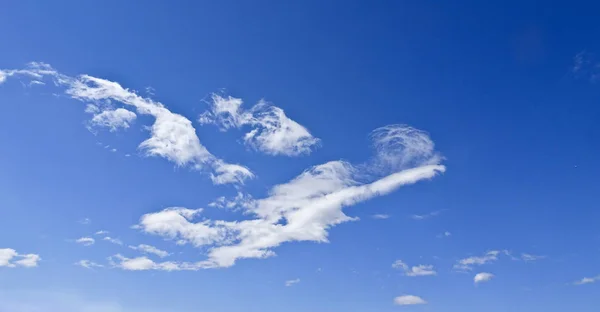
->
1;1;599;312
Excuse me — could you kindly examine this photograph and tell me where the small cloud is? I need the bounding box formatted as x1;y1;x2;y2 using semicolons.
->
129;244;170;258
411;209;445;220
285;278;300;287
78;218;91;225
95;230;109;235
124;154;131;157
474;272;494;284
372;214;390;220
75;260;104;269
454;250;502;271
110;148;117;152
103;237;123;245
75;237;95;246
573;276;600;285
392;260;436;277
521;253;545;262
437;231;452;238
393;295;427;305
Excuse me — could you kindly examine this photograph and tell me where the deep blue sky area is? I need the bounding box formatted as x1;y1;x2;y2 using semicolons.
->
0;1;599;311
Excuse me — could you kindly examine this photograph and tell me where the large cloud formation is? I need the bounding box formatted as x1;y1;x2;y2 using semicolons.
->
0;62;252;185
126;124;445;270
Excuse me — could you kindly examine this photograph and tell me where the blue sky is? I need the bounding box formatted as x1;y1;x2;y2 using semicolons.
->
1;1;600;311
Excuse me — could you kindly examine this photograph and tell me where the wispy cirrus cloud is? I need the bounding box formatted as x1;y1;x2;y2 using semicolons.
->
75;260;104;269
123;125;445;270
103;237;123;246
0;248;41;268
371;214;390;220
129;244;170;258
411;209;445;220
199;94;320;156
285;278;300;287
75;237;95;246
0;63;253;185
573;275;600;285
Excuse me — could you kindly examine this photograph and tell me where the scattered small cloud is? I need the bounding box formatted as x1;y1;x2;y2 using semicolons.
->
392;260;436;277
103;237;123;245
75;260;104;269
129;244;170;258
75;237;95;246
521;253;545;262
454;250;503;271
0;248;41;268
411;209;445;220
372;214;390;220
573;275;600;285
474;272;494;284
393;295;427;306
437;231;452;238
78;218;91;225
95;230;109;235
285;278;300;287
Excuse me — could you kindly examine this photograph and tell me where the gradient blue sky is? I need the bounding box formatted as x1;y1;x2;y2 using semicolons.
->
1;1;599;311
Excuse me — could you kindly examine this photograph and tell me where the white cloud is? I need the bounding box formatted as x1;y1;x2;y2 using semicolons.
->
454;250;502;271
521;253;545;262
371;214;390;219
75;237;95;246
200;94;319;156
0;248;41;268
0;63;253;185
109;254;196;271
129;244;170;258
370;124;441;171
393;295;427;305
392;260;436;277
474;272;494;284
75;260;104;269
133;125;444;269
437;231;452;238
285;278;300;287
102;237;123;245
95;230;109;235
411;209;444;220
574;275;600;285
78;218;91;225
88;108;137;131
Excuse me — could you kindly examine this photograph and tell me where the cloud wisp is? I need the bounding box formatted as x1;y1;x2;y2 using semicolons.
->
0;248;41;268
75;260;104;269
285;278;300;287
116;124;445;270
75;237;95;247
411;209;445;220
199;94;320;156
573;275;600;285
0;62;253;185
129;244;170;258
392;260;437;277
